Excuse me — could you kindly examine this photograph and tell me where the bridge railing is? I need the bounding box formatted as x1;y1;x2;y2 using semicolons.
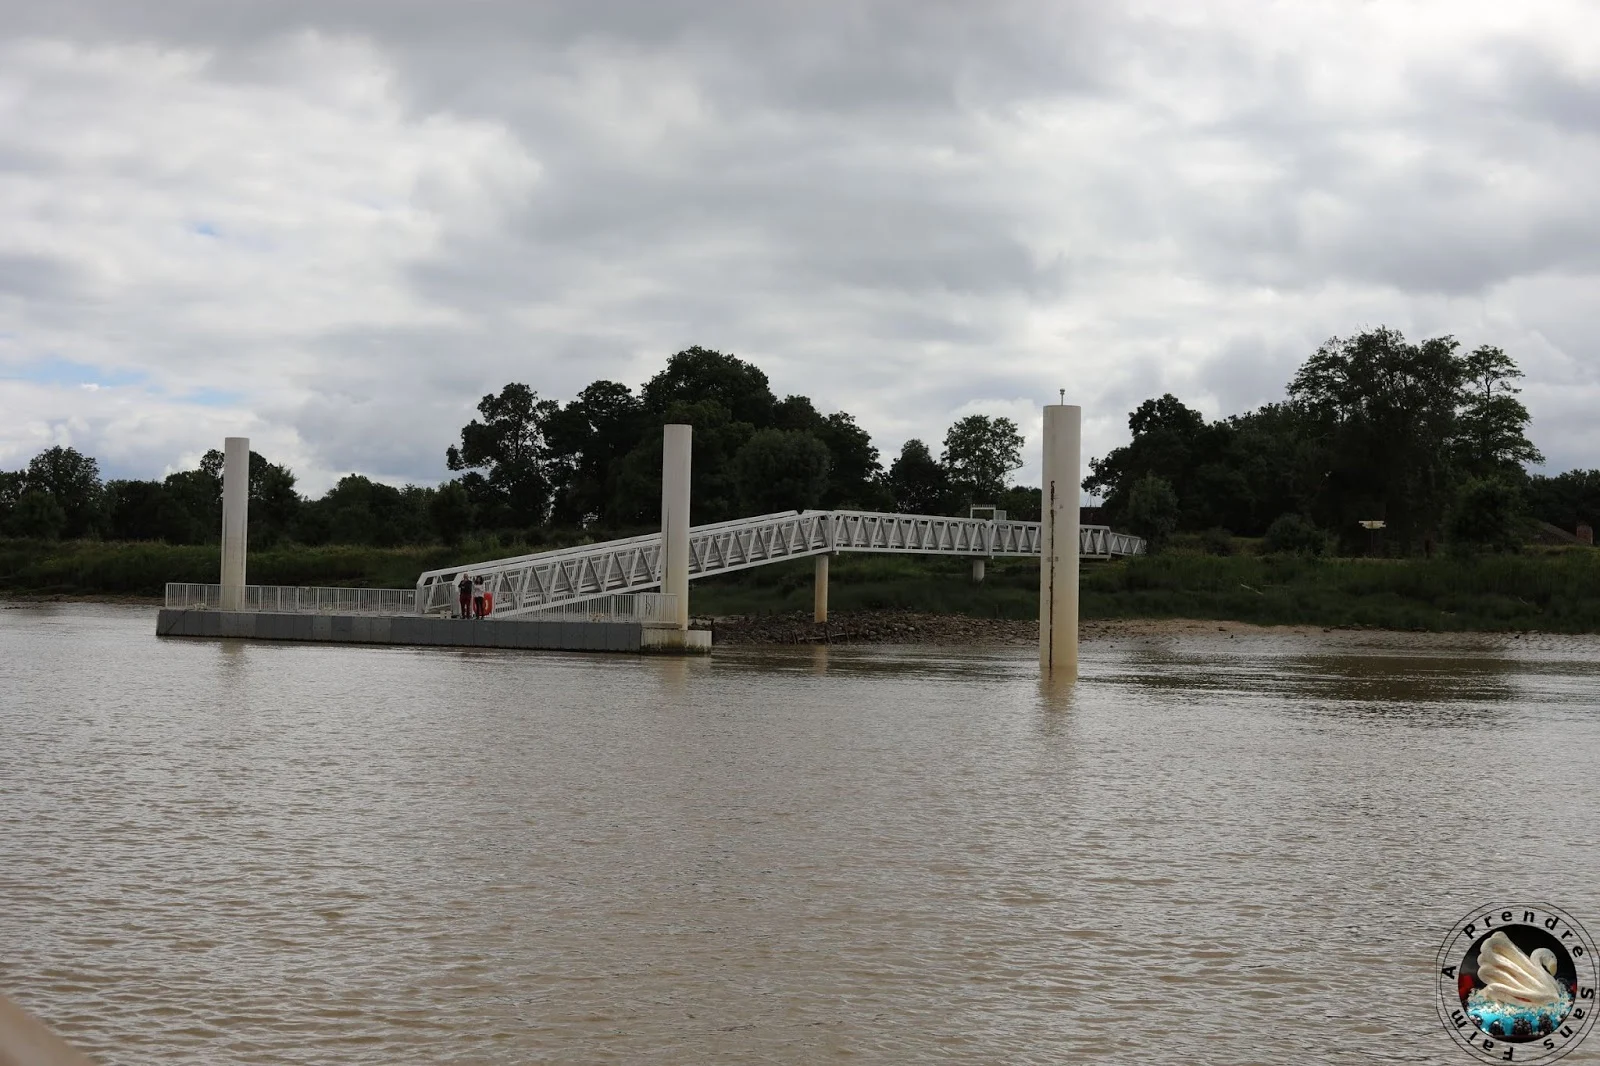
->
411;510;1145;619
521;593;679;626
165;583;417;615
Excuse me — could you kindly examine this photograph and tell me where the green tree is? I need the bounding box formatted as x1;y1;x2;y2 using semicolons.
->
0;470;27;532
105;479;169;540
641;347;776;427
767;397;886;509
1448;477;1524;553
999;484;1042;521
26;445;104;538
1455;345;1543;477
888;439;951;514
250;460;301;547
1217;403;1314;533
545;380;645;526
8;488;66;539
608;398;757;525
299;475;432;546
446;383;560;527
941;415;1024;504
815;412;886;509
1085;395;1228;529
772;394;823;433
159;468;222;544
196;448;302;545
734;429;831;514
1290;328;1468;550
1125;474;1180;549
1262;513;1327;556
429;481;474;545
1526;469;1600;535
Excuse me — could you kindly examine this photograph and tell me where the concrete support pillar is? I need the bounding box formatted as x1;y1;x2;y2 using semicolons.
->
661;424;692;631
220;436;249;612
971;558;986;583
1039;405;1081;680
814;553;829;623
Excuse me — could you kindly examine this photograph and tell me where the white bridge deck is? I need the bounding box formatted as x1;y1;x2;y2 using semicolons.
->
418;510;1143;619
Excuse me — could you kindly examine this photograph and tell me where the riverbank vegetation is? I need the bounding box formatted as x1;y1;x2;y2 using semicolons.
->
6;537;1598;634
691;547;1600;633
0;536;563;597
4;330;1599;631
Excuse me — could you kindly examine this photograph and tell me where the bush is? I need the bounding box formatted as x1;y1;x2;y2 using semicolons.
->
1126;475;1180;550
7;490;66;540
1198;527;1235;556
1262;513;1326;556
1449;477;1523;554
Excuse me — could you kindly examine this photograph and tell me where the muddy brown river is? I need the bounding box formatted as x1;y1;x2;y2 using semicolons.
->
2;604;1597;1063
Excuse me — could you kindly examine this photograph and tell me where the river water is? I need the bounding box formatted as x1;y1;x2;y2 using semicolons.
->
2;603;1597;1064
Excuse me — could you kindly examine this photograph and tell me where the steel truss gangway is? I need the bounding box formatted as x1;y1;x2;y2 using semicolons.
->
416;510;1145;619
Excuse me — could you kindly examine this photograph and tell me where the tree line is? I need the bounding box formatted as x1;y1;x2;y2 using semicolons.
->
1085;327;1596;553
0;347;1032;548
3;335;1594;555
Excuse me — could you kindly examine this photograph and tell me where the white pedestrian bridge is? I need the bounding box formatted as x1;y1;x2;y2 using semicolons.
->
415;509;1144;619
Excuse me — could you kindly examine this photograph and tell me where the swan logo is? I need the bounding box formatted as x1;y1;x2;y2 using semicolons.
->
1436;903;1597;1063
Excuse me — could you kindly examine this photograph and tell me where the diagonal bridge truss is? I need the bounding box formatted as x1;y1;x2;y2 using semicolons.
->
415;510;1145;618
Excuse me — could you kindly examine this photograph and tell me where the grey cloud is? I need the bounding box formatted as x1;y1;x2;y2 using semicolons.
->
1;1;1596;492
0;253;85;300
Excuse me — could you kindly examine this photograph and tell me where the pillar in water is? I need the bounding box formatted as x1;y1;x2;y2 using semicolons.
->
220;436;249;612
661;424;692;631
814;553;829;624
1039;405;1081;679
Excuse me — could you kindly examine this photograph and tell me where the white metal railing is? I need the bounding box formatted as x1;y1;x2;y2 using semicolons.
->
415;510;1146;619
165;583;417;615
521;593;678;625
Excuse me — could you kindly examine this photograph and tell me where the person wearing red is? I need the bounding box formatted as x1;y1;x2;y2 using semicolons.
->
457;573;473;619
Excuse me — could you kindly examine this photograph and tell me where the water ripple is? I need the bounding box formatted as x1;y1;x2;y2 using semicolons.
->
2;606;1598;1063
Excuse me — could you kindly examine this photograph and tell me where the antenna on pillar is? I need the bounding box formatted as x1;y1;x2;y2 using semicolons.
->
1059;389;1065;405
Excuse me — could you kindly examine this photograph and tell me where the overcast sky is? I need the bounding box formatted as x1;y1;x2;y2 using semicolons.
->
1;0;1596;495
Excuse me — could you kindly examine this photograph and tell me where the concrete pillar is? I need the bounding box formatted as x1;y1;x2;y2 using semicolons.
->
661;424;692;631
220;436;249;612
1039;405;1081;680
814;553;829;623
971;558;986;583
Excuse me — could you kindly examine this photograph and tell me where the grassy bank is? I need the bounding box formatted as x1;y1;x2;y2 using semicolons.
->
0;536;559;597
6;536;1600;632
692;548;1600;633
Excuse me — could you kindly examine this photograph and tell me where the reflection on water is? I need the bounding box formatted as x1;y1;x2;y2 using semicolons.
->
2;605;1598;1065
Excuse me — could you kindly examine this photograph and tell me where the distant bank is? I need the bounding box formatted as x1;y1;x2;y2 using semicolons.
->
4;538;1599;635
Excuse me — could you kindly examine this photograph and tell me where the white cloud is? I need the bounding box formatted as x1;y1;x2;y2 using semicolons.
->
0;1;1596;496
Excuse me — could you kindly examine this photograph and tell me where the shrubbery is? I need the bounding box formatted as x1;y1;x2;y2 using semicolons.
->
1448;477;1523;553
1262;513;1327;556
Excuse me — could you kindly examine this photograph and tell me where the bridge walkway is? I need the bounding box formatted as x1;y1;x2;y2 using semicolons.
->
416;509;1144;619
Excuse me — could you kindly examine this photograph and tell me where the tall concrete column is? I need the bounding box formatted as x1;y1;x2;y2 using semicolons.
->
814;553;829;623
971;558;986;583
220;436;249;612
1039;405;1081;679
661;424;692;631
